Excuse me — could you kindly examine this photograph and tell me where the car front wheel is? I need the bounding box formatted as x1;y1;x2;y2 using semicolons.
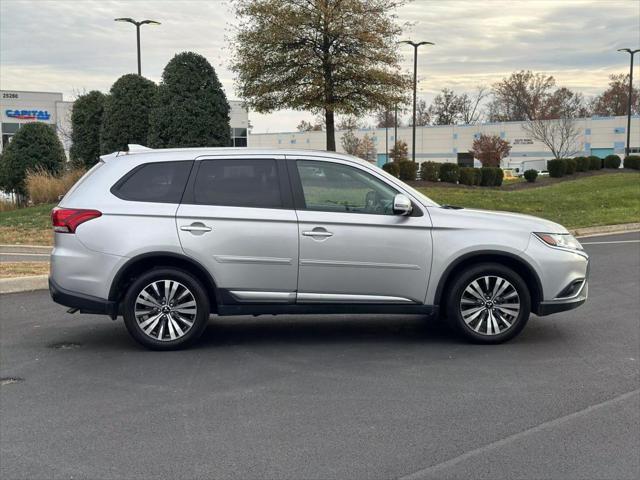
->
122;268;210;350
446;263;531;344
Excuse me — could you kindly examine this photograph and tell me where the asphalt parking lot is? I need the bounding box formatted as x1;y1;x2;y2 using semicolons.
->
1;232;638;480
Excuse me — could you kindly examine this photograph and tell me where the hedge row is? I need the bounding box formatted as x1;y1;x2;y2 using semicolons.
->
382;161;419;181
547;154;623;178
623;155;640;169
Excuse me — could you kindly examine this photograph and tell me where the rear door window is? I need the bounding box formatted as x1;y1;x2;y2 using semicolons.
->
111;161;192;203
193;159;283;208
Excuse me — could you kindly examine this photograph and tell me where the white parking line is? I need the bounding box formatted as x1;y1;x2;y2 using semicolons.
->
581;240;640;245
0;253;50;257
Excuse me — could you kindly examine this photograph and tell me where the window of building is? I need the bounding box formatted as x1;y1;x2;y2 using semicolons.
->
230;127;247;147
193;159;282;208
296;160;398;215
111;161;192;203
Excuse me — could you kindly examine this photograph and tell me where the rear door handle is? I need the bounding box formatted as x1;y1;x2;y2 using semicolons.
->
180;223;212;233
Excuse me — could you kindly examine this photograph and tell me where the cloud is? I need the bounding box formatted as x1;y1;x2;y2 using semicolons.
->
1;0;638;132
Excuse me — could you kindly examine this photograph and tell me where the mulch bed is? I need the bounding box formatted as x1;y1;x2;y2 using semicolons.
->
406;169;638;191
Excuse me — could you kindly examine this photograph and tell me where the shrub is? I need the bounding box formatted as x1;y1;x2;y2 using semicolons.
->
458;167;477;186
0;122;66;198
25;168;86;204
523;169;538;183
100;74;157;154
398;161;419;181
623;155;640;170
70;90;106;168
473;168;483;185
588;155;602;170
382;162;399;177
563;158;577;175
439;163;459;183
547;159;566;178
420;161;439;181
480;167;503;186
603;154;621;169
149;52;231;148
574;156;590;172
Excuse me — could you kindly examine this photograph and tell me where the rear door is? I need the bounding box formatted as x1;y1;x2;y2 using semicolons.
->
176;155;299;304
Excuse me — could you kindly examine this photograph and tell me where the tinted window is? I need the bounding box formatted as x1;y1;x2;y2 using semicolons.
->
194;159;282;208
297;161;398;215
112;161;192;203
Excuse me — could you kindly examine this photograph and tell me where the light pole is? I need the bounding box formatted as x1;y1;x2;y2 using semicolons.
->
400;40;434;162
618;48;639;157
115;18;161;75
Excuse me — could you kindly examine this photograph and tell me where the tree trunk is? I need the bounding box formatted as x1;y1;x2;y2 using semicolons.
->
325;109;336;151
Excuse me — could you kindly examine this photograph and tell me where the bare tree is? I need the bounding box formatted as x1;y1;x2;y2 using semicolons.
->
415;99;430;126
522;117;581;160
459;86;488;124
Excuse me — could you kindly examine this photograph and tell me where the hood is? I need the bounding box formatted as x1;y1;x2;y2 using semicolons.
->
427;206;569;234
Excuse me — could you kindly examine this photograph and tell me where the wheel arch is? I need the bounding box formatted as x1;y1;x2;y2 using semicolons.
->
434;251;543;312
109;252;219;312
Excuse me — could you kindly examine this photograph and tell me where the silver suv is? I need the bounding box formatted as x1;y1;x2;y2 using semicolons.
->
49;147;589;349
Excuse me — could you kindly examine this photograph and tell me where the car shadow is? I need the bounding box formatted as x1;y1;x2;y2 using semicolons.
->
195;314;457;348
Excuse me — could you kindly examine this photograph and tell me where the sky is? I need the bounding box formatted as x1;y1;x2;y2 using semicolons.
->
1;0;639;132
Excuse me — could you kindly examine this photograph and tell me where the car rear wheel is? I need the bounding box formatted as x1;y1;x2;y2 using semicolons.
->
123;268;210;350
446;263;531;344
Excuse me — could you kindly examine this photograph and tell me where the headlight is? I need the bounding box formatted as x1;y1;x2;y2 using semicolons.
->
534;233;583;251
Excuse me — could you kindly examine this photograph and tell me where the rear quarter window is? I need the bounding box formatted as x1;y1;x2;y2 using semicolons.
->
111;161;193;203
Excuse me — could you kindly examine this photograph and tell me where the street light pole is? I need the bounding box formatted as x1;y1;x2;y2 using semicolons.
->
400;40;434;162
115;18;161;75
617;48;639;157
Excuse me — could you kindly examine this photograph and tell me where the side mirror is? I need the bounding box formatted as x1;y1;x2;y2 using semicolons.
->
393;194;413;216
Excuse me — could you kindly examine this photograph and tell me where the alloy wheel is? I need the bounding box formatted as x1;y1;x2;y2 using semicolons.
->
459;275;520;336
134;280;197;341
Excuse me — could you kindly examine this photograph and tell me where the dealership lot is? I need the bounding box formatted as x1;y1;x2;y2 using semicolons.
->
1;232;638;480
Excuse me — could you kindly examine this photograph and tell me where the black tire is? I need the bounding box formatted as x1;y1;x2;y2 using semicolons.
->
122;268;210;350
445;263;531;344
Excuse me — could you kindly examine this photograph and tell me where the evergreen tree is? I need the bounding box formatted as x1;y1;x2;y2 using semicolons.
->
100;74;156;153
70;90;106;167
148;52;231;148
0;123;66;197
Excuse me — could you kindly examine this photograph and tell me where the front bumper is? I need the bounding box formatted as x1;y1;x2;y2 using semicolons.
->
534;272;589;316
49;277;118;317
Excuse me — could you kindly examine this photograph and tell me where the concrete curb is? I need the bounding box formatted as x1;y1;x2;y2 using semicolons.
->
572;223;640;238
0;275;49;294
1;224;638;295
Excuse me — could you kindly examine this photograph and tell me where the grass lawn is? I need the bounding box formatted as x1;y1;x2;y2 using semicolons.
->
0;173;637;245
418;172;640;229
0;261;50;279
0;203;55;245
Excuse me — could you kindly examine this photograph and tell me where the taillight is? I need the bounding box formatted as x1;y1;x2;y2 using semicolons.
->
51;207;102;233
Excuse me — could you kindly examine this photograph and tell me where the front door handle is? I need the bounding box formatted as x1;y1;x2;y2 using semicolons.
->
302;228;333;238
180;223;212;233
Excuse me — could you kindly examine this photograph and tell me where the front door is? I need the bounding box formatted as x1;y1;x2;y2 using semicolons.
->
290;158;432;304
177;155;298;304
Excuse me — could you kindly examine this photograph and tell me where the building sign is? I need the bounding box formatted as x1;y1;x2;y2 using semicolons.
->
513;138;533;145
5;109;51;121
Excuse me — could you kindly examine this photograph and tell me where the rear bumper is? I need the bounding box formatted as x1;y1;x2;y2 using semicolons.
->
49;277;118;317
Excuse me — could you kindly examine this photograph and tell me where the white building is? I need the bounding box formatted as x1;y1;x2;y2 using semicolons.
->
1;90;74;154
0;90;249;154
249;115;640;171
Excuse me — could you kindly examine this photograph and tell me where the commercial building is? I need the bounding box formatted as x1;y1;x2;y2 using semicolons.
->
0;90;249;154
1;90;74;154
248;115;640;171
